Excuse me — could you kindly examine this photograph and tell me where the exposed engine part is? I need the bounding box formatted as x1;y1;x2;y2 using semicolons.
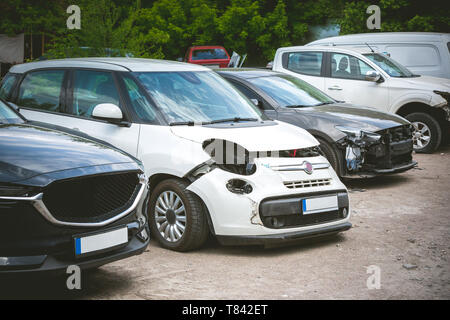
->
337;124;414;174
345;145;363;171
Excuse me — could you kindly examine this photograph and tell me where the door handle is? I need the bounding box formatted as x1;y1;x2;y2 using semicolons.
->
328;86;342;91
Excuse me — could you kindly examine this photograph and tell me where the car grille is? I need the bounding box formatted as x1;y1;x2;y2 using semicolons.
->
43;172;140;223
365;124;413;168
262;210;343;229
284;178;332;189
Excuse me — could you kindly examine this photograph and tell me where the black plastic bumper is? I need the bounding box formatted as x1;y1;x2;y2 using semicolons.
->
371;160;417;174
0;232;149;275
216;221;352;246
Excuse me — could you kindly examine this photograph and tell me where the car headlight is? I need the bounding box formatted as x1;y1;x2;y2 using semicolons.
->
0;185;34;197
335;125;381;142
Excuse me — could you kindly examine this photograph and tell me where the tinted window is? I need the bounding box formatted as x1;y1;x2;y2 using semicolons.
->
287;52;323;76
228;80;272;110
191;49;228;60
0;74;17;100
247;75;334;108
364;53;414;77
0;100;23;124
18;70;65;112
331;53;375;80
122;74;157;122
134;71;263;123
71;70;120;118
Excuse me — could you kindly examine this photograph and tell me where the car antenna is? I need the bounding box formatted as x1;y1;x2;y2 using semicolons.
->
365;42;375;53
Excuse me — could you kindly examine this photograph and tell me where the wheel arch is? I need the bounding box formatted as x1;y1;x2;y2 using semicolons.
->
395;102;447;124
148;173;216;236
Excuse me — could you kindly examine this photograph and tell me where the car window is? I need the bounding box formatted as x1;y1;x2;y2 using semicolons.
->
71;70;120;118
247;75;335;108
0;100;24;124
191;49;228;60
0;74;18;100
287;52;323;76
18;70;65;112
133;71;264;123
364;53;415;77
122;74;157;122
331;53;375;80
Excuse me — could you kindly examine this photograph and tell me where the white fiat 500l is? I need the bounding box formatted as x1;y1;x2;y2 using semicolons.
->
2;58;351;251
273;46;450;153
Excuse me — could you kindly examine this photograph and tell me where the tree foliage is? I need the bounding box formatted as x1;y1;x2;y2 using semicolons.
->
0;0;448;65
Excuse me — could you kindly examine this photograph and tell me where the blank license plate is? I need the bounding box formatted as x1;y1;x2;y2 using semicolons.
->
302;195;338;215
74;227;128;257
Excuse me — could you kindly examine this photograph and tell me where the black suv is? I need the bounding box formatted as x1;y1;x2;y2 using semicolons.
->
0;99;149;274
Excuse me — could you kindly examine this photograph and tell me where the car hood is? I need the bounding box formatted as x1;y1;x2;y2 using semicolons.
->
170;120;318;152
389;75;450;92
0;124;137;184
276;103;410;141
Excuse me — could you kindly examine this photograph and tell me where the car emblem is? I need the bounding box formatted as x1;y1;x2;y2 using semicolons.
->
303;161;313;175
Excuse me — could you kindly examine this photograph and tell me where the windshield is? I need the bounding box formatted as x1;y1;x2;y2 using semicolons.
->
133;71;264;124
363;53;416;78
0;100;23;124
191;48;228;60
247;75;335;108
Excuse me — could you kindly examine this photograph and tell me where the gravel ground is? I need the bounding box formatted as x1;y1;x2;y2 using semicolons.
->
1;145;449;300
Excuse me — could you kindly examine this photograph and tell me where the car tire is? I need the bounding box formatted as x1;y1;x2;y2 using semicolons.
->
405;112;442;153
149;178;209;252
316;137;342;176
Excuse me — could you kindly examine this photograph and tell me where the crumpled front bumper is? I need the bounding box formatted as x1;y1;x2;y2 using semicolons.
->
187;156;351;239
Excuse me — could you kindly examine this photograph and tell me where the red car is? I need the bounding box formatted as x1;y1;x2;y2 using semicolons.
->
184;46;230;68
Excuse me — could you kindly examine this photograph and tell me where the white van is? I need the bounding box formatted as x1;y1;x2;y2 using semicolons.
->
307;32;450;79
1;58;351;251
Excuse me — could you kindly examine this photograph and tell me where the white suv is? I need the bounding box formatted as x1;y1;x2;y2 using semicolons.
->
273;45;450;153
0;58;351;251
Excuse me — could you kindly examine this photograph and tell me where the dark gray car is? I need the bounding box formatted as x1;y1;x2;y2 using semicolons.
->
218;69;417;178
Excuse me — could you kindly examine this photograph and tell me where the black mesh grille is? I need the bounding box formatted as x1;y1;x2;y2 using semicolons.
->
43;172;140;223
262;210;343;229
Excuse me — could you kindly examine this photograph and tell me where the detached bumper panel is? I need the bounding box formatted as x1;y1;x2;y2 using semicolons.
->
217;221;352;246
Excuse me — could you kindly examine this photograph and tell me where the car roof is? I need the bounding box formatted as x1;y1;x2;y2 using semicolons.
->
277;45;373;55
9;57;210;74
307;32;449;45
216;68;283;79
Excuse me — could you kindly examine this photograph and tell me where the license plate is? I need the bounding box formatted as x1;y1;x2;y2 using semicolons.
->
74;227;128;257
302;195;338;215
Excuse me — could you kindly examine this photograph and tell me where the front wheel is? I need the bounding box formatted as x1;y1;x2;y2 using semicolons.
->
148;179;209;251
405;112;442;153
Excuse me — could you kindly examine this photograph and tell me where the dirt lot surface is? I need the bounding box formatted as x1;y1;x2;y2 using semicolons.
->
1;146;449;300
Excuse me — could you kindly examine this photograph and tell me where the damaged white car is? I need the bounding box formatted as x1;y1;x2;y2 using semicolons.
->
3;58;351;251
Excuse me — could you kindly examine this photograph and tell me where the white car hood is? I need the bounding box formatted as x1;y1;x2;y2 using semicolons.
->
390;75;450;92
170;121;318;152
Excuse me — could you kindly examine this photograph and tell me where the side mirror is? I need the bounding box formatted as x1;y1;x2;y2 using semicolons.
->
92;103;123;123
176;57;183;62
365;70;381;82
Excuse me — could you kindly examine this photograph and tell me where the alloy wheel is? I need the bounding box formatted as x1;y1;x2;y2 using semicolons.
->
154;191;186;242
412;121;431;150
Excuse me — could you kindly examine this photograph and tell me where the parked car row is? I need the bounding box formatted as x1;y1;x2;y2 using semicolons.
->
0;45;446;275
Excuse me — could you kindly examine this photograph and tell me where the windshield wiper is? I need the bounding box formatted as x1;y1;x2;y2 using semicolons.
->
208;117;258;124
313;101;335;106
169;121;196;126
285;104;314;108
